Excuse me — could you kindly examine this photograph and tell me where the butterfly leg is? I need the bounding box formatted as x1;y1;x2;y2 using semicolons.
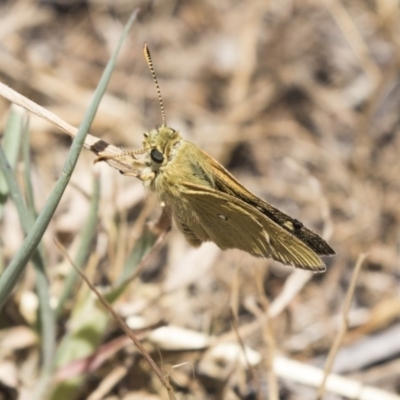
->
116;168;155;182
95;148;148;162
174;218;203;247
137;172;156;185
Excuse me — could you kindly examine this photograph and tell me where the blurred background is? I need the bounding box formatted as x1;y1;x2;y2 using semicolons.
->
0;0;400;399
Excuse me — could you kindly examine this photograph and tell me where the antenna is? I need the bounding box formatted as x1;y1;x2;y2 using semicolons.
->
143;43;167;127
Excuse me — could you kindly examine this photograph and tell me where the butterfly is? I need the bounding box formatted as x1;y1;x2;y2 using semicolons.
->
97;44;335;272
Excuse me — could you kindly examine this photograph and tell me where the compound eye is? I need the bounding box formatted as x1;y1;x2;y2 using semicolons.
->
150;148;164;163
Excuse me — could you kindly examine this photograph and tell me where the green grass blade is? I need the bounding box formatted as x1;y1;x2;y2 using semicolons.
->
0;144;33;231
0;9;140;310
0;105;24;217
117;228;157;285
20;116;56;399
0;117;56;399
56;174;100;317
21;115;36;212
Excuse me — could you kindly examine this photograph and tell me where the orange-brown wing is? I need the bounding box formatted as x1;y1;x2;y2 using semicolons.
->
195;149;335;257
178;182;326;272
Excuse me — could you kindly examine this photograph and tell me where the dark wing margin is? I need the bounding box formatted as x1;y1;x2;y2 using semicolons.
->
206;161;335;257
250;199;335;256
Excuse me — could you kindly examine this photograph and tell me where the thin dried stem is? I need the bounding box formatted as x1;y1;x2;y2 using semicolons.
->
0;82;133;174
230;308;263;400
54;239;177;400
317;253;367;399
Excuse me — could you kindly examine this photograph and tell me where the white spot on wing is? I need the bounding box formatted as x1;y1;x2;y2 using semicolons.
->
218;214;228;220
283;221;294;230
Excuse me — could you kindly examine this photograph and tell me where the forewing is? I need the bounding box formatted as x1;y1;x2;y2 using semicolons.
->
196;150;335;257
180;182;326;272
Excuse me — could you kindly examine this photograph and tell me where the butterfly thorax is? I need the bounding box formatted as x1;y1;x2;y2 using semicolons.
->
141;126;216;199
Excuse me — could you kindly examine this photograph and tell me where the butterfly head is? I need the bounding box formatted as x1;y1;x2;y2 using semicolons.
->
143;126;182;170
